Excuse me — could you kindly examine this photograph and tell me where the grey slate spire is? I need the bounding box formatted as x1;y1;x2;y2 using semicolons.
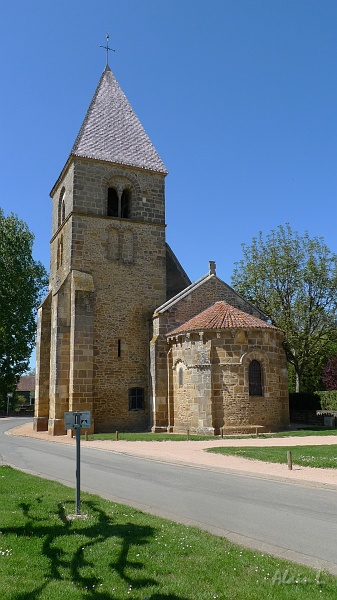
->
70;66;167;174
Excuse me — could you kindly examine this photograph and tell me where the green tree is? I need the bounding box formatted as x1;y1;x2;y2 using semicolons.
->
231;224;337;393
0;209;48;408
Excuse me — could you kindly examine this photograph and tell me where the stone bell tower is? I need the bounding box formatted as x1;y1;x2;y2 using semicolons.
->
34;65;171;434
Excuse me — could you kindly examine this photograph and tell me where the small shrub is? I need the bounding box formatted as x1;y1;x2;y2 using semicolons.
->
16;394;27;406
322;356;337;390
316;390;337;411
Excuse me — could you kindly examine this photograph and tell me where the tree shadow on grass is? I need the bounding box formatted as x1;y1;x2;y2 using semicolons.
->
8;583;48;600
6;497;189;600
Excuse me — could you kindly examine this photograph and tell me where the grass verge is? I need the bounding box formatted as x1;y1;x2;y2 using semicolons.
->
260;427;337;438
83;432;218;442
1;466;336;598
207;445;337;469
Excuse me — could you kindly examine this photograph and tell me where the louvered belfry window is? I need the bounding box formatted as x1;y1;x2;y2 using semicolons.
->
249;360;263;396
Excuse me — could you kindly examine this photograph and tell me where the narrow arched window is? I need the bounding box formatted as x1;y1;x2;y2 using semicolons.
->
121;189;130;218
58;187;65;227
61;199;65;223
178;367;184;387
57;235;63;269
249;360;263;396
57;239;60;269
107;188;119;217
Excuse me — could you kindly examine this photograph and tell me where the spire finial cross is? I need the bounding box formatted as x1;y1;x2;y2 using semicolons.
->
100;34;115;66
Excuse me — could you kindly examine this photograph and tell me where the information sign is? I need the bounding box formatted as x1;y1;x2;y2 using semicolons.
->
64;411;91;430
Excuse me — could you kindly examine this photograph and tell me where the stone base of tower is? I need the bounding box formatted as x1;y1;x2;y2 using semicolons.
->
150;396;168;433
33;416;48;432
48;418;67;436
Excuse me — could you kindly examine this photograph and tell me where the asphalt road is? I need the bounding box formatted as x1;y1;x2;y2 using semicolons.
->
1;417;337;575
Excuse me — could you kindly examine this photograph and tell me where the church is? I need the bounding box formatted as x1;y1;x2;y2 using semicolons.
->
33;65;289;436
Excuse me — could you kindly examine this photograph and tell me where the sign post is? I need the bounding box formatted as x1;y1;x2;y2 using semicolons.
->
64;411;91;516
7;393;13;416
74;412;81;515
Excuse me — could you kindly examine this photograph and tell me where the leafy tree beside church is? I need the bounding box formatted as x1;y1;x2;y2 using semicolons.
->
231;224;337;393
0;209;48;408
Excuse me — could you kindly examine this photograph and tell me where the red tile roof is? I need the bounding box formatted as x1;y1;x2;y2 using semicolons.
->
168;302;278;336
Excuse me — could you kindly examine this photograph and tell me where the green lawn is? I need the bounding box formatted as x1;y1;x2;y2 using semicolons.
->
82;427;337;442
260;427;337;438
207;444;337;469
84;432;218;442
1;466;336;599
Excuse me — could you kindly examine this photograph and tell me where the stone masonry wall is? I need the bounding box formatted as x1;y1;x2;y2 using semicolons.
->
151;276;266;431
213;329;289;431
73;214;166;430
50;218;72;293
68;271;95;418
51;164;75;237
169;328;289;434
48;281;71;435
161;277;265;333
169;336;214;434
45;157;168;433
53;158;166;223
33;293;52;432
68;159;167;431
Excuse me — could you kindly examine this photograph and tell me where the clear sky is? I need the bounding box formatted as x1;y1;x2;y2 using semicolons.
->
1;1;336;366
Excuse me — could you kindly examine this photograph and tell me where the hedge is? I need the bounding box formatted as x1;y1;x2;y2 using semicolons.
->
315;391;337;412
289;391;337;412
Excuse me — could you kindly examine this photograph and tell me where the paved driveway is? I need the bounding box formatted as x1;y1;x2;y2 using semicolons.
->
10;420;337;490
3;417;337;575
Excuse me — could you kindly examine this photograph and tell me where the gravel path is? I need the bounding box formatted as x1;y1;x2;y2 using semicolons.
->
8;421;337;489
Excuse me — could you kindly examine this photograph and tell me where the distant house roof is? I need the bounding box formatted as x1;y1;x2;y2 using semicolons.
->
70;65;167;174
17;375;35;393
168;301;279;336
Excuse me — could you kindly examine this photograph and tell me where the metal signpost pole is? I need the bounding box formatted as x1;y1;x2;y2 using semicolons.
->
7;393;13;416
74;412;81;515
64;410;90;518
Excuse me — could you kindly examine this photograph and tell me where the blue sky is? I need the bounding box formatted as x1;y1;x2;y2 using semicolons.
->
1;1;336;366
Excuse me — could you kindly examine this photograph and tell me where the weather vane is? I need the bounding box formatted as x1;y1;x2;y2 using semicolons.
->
100;34;115;66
